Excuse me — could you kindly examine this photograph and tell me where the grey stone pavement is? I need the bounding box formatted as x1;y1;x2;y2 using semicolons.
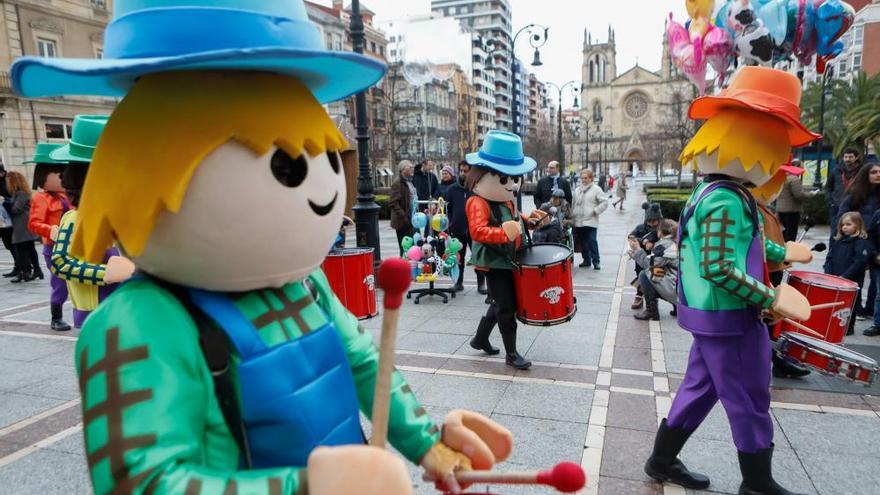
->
0;188;878;495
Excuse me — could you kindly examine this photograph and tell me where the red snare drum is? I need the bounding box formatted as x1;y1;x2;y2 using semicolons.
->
513;244;577;326
322;248;377;320
777;271;858;344
776;333;878;386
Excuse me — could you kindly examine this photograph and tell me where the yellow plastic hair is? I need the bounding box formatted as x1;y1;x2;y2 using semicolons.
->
680;108;791;176
750;169;787;204
72;71;347;263
686;0;715;19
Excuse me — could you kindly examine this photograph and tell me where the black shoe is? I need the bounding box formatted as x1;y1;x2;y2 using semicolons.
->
30;269;44;280
50;304;72;332
579;261;590;268
737;445;805;495
635;298;660;321
631;296;644;310
864;326;880;337
453;283;464;292
484;295;494;305
2;269;17;278
10;274;26;283
593;264;600;270
846;326;855;336
670;306;678;317
470;317;500;356
772;354;810;378
645;419;711;489
501;332;531;370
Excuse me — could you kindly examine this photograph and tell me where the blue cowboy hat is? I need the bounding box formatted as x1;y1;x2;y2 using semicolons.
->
465;130;536;176
11;0;386;103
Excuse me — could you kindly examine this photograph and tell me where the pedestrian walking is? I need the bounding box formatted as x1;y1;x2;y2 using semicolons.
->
571;169;608;269
775;159;814;242
0;164;22;278
611;172;628;210
445;160;486;293
824;212;871;336
4;171;41;284
534;160;572;206
27;143;72;331
390;160;416;256
437;164;455;199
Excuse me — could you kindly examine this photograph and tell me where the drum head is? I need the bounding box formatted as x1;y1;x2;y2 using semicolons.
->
781;333;877;367
516;243;572;266
327;247;374;257
788;271;859;290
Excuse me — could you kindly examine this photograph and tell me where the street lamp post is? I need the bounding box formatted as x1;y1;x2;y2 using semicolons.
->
815;67;835;188
349;0;381;263
544;81;581;168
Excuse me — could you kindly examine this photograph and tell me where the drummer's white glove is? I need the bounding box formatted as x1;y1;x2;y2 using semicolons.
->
784;242;813;264
502;220;522;241
770;284;812;321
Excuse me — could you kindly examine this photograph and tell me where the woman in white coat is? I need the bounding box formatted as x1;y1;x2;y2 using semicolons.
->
572;169;609;269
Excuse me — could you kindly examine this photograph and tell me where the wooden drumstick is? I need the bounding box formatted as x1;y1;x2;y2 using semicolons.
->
809;301;844;311
370;258;412;448
782;318;826;340
424;462;586;493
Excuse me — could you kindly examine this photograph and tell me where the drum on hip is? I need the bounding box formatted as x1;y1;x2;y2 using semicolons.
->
776;333;878;386
776;271;858;344
322;247;378;320
513;243;576;326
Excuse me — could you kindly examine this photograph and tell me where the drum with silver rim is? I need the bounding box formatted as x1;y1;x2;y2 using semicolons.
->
776;332;878;386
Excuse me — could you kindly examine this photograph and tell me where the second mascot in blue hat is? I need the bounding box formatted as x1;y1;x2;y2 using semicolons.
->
11;1;516;494
464;131;541;370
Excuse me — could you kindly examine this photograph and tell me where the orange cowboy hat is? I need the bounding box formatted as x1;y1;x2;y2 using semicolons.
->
689;66;820;147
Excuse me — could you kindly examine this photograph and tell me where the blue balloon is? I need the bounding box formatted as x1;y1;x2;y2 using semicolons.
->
412;212;428;229
413;232;422;244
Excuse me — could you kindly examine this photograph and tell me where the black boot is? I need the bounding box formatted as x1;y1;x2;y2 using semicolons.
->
2;268;17;278
10;267;30;283
470;317;500;355
737;445;805;495
476;272;488;295
501;332;531;370
30;265;44;280
50;304;71;332
771;353;810;378
635;297;660;321
645;419;711;489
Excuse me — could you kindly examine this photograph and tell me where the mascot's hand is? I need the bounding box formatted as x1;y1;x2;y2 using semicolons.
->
770;284;811;321
421;410;514;493
104;256;136;284
49;226;59;242
784;241;813;264
529;210;551;228
502;220;522;241
308;445;412;495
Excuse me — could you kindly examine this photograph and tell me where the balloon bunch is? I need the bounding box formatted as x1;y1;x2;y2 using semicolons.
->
401;199;462;283
668;0;733;94
668;0;854;93
400;233;463;283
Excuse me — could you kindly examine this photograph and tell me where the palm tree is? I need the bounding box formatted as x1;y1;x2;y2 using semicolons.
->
801;72;880;157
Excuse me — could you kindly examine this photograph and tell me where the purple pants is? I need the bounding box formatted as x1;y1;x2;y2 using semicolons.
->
42;244;68;306
667;320;773;454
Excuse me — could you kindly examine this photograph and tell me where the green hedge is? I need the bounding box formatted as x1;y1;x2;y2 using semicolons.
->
375;194;391;220
801;190;830;226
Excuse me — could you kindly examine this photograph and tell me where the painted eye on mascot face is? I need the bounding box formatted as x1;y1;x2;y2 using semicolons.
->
270;150;343;189
498;175;522;185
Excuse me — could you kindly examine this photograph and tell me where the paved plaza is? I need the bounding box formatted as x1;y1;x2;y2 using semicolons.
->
0;189;878;495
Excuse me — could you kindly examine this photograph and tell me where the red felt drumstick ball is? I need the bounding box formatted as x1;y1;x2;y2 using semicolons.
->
377;258;412;310
536;462;586;493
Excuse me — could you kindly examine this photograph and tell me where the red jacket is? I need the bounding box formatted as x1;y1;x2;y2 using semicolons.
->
466;196;527;248
29;191;69;245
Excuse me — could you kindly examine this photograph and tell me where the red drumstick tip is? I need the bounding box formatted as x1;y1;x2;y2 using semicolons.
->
536;462;586;493
377;258;412;310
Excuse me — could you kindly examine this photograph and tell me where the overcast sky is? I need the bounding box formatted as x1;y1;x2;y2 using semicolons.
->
314;1;690;107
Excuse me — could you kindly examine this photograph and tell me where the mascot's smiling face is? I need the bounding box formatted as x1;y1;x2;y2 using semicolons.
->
472;169;521;203
135;142;346;291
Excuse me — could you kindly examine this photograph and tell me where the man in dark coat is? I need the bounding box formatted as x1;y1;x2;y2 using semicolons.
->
413;160;440;201
446;160;486;293
390;160;417;255
534;161;572;207
826;148;862;222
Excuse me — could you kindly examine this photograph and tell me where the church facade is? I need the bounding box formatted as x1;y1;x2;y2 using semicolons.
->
578;28;694;178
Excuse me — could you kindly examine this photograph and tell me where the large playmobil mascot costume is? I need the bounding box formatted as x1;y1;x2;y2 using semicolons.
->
465;131;538;370
11;1;513;494
643;67;816;495
48;115;136;329
25;143;71;330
